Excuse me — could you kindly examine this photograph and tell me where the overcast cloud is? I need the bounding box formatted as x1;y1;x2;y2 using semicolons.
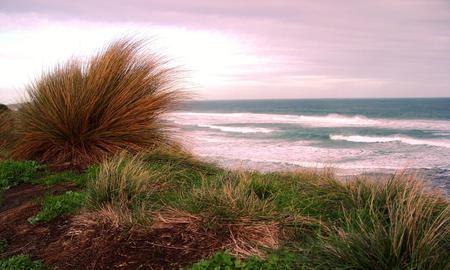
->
1;0;449;102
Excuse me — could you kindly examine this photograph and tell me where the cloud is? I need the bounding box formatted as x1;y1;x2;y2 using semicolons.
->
0;0;449;102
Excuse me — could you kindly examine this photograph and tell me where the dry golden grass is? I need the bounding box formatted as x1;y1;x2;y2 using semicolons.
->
154;208;280;258
85;154;168;225
13;39;185;168
0;108;15;159
314;173;450;269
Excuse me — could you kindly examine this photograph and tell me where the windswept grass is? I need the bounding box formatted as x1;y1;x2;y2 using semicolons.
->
85;154;165;225
13;39;185;169
0;106;15;159
310;174;450;270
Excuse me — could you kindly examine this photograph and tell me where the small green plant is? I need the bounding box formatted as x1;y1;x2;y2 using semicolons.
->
0;239;8;253
188;251;246;269
188;250;300;270
29;191;85;224
0;160;44;191
0;254;47;270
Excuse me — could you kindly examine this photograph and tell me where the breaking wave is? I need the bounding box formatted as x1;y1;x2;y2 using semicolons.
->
168;112;450;131
330;134;450;148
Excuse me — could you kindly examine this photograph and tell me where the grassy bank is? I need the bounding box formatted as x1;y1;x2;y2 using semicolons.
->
1;150;448;269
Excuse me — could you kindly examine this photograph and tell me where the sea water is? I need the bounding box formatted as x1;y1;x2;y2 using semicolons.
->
167;98;450;192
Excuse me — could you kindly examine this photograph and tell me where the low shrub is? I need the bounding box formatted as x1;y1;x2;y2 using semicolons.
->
0;254;47;270
29;191;85;224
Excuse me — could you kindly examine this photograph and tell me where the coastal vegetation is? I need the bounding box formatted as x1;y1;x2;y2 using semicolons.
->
0;39;448;269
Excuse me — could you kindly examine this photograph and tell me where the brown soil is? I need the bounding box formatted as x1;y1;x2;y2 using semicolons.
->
0;184;76;259
0;184;223;269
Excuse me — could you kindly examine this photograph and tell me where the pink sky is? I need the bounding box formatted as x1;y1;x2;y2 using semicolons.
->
1;0;450;103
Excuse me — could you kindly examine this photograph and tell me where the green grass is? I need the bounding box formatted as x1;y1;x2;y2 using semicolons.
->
0;160;44;191
307;175;450;270
85;154;166;225
84;150;449;269
0;150;448;269
29;191;85;224
0;160;45;207
187;250;301;270
0;254;47;270
37;167;95;188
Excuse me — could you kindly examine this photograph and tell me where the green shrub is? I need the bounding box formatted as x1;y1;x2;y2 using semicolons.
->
29;191;85;224
13;39;184;169
0;254;47;270
0;160;44;191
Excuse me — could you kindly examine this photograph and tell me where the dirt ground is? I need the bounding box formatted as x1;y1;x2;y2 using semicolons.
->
0;184;221;269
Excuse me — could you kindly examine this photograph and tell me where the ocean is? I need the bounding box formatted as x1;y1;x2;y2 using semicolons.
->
167;98;450;192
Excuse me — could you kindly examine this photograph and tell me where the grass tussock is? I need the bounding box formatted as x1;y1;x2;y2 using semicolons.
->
171;172;283;257
0;107;15;159
85;154;166;225
12;39;185;169
311;174;450;270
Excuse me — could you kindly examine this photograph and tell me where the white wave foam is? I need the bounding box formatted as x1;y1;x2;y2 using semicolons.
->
167;112;450;131
330;134;450;148
175;129;450;174
197;124;274;133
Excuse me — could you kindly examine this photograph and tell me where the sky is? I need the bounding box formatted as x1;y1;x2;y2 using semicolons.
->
1;0;450;103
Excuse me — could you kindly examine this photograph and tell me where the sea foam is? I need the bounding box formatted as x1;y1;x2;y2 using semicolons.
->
197;124;274;133
330;134;450;148
167;112;450;131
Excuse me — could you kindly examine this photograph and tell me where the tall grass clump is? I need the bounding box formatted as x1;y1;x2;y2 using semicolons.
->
85;154;164;225
13;39;184;169
0;105;15;159
312;174;450;270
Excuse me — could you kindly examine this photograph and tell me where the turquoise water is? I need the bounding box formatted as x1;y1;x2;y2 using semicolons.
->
168;98;450;191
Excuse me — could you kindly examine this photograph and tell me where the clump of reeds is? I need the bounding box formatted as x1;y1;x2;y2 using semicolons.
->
12;39;184;169
312;173;450;269
0;105;15;159
85;154;166;225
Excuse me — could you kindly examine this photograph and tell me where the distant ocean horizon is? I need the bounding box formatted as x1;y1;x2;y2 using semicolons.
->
167;98;450;193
